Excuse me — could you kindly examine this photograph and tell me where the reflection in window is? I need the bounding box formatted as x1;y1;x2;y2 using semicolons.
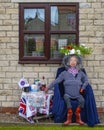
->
50;34;76;59
24;9;45;30
51;6;59;26
24;35;44;57
67;13;76;30
19;3;79;64
24;9;45;22
51;6;76;31
24;7;59;30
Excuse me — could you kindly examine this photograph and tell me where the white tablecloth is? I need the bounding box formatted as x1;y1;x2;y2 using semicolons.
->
19;91;53;118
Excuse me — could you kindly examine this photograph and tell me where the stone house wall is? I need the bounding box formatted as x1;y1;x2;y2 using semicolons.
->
0;0;104;114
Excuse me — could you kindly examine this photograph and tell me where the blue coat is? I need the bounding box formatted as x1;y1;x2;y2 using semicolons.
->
51;67;100;127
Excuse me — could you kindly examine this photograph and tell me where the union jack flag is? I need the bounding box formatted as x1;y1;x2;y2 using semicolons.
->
18;97;26;115
18;96;35;123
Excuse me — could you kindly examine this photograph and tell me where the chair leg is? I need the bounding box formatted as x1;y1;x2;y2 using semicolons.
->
64;109;72;125
75;107;84;125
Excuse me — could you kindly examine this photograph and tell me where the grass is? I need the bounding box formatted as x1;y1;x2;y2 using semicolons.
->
0;125;104;130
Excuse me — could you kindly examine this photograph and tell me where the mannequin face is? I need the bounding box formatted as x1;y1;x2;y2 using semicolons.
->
69;56;77;67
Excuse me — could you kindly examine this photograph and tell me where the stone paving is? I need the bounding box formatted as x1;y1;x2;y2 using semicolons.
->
0;113;53;125
0;113;28;124
0;113;104;126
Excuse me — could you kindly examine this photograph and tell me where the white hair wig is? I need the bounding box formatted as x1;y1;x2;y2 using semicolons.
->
62;54;83;70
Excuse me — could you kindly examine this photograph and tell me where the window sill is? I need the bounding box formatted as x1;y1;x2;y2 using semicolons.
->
18;59;62;64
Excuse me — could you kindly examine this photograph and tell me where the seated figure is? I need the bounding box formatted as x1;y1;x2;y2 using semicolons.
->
45;54;100;126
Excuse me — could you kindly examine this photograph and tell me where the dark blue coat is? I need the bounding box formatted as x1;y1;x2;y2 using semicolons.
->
51;67;100;127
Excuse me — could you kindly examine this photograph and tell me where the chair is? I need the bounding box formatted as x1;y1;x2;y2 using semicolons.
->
51;67;100;127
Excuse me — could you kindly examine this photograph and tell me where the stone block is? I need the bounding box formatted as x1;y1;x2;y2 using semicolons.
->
11;37;19;42
79;31;95;36
0;9;5;14
93;47;103;54
99;73;104;78
98;85;104;90
0;61;9;67
2;102;14;107
13;25;19;31
86;26;103;31
94;20;104;25
4;84;16;91
87;72;98;78
2;79;12;84
0;32;6;36
80;9;94;14
0;96;6;101
96;31;104;37
2;67;16;71
7;31;18;37
95;55;104;60
89;37;103;43
94;67;104;72
0;90;13;96
0;20;2;25
94;90;102;96
91;79;104;84
79;20;93;26
11;14;18;19
92;3;101;8
0;84;3;89
94;9;104;13
79;37;89;42
3;20;18;25
34;67;50;72
87;61;100;67
79;26;85;31
11;0;87;2
39;72;54;78
6;72;22;78
23;72;38;78
0;14;10;20
6;9;18;14
87;0;97;2
7;96;19;101
101;61;104;66
0;37;11;43
79;14;88;19
80;3;91;8
0;55;7;60
6;55;18;60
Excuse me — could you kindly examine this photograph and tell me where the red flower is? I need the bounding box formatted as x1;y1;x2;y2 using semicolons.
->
64;45;73;50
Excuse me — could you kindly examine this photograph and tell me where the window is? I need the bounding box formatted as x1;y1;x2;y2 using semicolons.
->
19;3;79;64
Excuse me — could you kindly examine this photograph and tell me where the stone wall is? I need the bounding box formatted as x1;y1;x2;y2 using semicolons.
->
0;0;104;113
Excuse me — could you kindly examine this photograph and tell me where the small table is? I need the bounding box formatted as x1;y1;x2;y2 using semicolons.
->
18;91;53;123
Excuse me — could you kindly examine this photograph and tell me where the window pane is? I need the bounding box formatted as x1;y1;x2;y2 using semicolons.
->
24;34;44;56
19;3;79;64
50;34;76;59
51;6;76;31
24;8;45;31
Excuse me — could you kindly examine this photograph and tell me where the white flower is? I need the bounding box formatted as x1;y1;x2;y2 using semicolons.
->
81;44;87;48
76;50;81;55
61;47;64;49
81;44;85;46
59;44;93;56
70;49;75;54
